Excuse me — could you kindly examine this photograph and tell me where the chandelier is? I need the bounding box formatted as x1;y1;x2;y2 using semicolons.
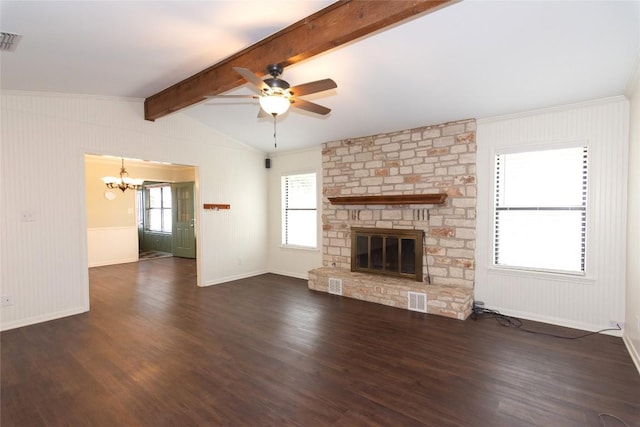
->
102;158;143;192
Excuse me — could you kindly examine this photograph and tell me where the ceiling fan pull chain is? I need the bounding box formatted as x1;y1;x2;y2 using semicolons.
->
273;113;277;149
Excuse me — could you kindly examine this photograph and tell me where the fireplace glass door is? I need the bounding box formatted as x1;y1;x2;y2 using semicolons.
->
352;228;424;281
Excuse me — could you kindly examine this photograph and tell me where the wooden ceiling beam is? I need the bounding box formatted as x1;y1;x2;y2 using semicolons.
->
144;0;457;121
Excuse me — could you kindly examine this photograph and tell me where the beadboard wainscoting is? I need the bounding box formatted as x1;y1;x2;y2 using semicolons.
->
475;97;629;334
87;227;139;267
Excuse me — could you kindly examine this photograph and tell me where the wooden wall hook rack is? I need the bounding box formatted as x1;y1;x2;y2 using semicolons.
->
203;204;230;210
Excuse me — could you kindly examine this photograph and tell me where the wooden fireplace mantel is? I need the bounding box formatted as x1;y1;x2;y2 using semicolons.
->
328;194;447;206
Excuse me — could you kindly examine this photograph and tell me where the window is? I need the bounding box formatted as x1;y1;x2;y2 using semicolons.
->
494;146;587;274
146;184;172;233
282;172;317;248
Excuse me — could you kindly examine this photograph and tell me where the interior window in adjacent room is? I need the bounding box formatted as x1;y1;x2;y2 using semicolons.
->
493;146;588;274
146;184;172;233
282;172;317;248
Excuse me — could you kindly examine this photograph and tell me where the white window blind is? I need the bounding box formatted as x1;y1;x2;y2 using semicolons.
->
282;173;317;248
494;146;587;274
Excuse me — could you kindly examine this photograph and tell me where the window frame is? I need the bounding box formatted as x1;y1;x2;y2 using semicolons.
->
281;171;319;250
144;183;173;234
491;142;589;277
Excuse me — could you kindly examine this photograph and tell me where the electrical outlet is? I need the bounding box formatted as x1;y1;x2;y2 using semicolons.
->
20;211;36;222
1;295;13;307
609;320;624;329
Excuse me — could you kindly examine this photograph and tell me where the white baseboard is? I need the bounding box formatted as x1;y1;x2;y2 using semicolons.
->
622;333;640;375
89;257;138;267
267;269;309;280
482;304;623;337
200;269;270;286
0;306;88;332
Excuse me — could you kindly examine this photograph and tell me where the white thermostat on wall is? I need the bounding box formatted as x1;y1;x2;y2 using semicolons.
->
104;190;116;201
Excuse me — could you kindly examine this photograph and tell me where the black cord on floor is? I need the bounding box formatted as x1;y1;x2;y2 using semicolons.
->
599;412;631;427
471;309;630;426
471;307;622;340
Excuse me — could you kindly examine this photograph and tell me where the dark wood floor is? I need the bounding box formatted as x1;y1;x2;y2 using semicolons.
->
2;258;639;426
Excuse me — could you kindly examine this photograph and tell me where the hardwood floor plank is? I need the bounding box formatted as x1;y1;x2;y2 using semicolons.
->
2;257;639;426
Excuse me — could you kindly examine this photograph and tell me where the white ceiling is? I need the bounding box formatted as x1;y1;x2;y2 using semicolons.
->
2;1;639;154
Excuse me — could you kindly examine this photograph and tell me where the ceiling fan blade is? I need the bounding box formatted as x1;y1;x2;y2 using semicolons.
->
288;79;337;97
233;67;270;92
205;95;258;99
290;98;331;115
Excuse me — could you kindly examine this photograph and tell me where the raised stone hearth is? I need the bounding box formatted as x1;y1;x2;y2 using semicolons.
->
309;267;473;320
309;119;477;320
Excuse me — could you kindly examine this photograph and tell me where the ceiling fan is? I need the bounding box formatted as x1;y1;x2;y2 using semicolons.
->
208;64;337;118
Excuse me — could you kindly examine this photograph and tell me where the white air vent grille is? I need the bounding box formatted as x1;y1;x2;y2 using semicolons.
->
328;278;342;295
0;32;22;52
408;291;427;313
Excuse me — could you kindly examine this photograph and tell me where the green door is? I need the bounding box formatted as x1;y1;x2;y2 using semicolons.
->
172;182;196;258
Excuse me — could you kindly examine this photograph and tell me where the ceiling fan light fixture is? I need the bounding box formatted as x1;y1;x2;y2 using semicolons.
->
259;94;290;116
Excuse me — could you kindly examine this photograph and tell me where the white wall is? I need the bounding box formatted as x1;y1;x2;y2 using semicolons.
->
625;59;640;371
0;91;268;330
476;97;629;334
266;147;323;279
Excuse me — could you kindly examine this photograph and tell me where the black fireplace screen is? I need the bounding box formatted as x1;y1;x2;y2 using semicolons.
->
351;228;424;281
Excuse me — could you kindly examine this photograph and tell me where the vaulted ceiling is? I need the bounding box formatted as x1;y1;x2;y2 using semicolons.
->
2;1;638;153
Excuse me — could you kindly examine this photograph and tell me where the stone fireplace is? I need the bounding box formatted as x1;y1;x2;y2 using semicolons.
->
308;119;477;320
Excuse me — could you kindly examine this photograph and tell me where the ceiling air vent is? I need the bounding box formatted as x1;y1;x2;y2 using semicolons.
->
0;32;22;52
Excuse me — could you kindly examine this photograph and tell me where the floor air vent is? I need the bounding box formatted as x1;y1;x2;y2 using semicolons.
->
328;278;343;295
408;291;427;313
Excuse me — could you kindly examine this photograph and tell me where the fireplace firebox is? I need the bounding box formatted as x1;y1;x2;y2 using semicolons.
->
351;228;424;281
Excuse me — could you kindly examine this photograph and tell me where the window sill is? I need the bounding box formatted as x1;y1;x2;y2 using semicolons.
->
487;266;595;285
280;245;319;252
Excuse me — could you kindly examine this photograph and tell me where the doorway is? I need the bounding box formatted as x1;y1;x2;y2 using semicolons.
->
137;181;196;259
84;154;199;273
172;182;196;258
